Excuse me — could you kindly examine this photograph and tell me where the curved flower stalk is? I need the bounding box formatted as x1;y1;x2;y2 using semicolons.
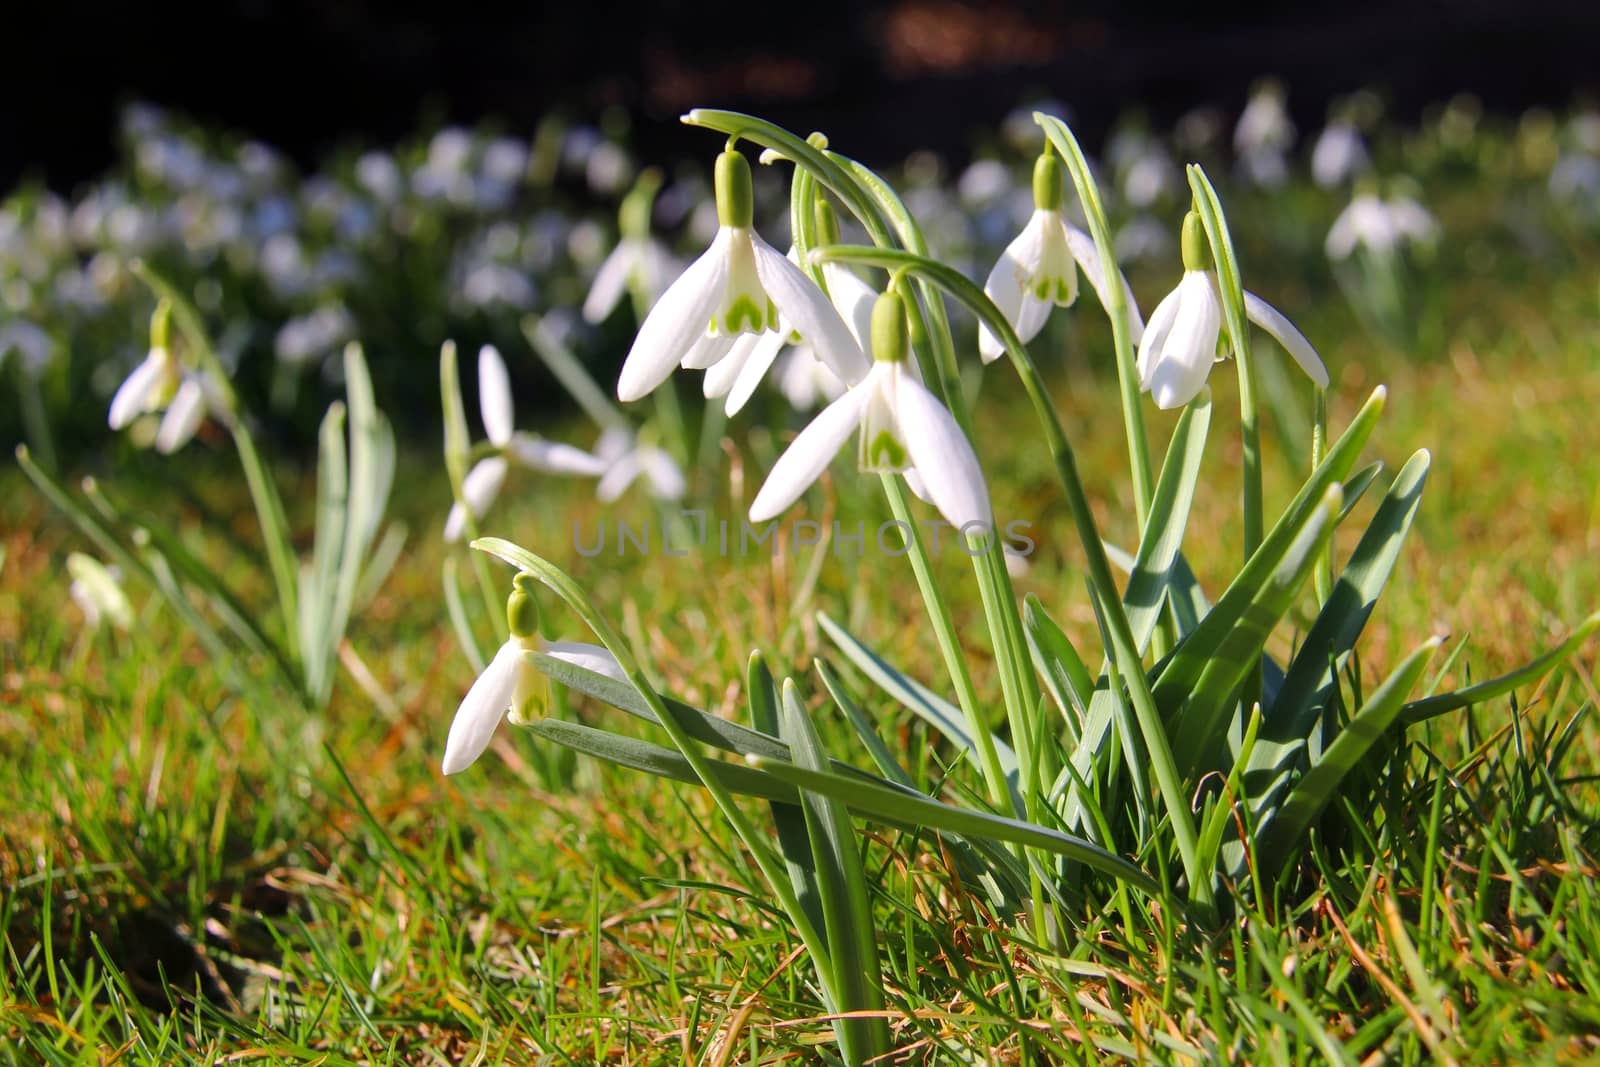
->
750;289;991;534
594;425;687;502
107;299;217;453
444;345;607;542
1326;186;1438;260
443;573;624;775
615;148;868;402
1139;212;1329;410
978;152;1145;363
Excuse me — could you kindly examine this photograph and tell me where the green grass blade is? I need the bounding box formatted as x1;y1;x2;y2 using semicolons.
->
302;400;349;701
1023;594;1096;738
1398;612;1600;725
1124;390;1213;649
530;720;799;804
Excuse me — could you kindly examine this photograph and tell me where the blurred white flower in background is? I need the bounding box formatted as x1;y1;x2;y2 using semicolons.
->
1311;122;1371;188
1326;188;1438;260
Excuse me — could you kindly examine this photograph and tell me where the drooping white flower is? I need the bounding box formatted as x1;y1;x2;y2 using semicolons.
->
1326;190;1438;260
703;217;873;416
107;302;212;454
442;575;625;775
67;552;134;632
1311;122;1370;188
1138;212;1329;410
1234;80;1295;157
978;152;1144;364
583;238;683;323
593;426;687;502
750;290;992;534
615;149;868;402
444;345;606;542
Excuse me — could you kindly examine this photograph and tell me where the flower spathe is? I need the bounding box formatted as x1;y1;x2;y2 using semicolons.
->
750;290;992;534
615;149;867;402
978;153;1144;363
445;345;606;542
1138;212;1329;410
442;575;626;776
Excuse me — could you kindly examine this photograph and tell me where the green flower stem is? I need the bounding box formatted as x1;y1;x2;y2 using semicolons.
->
1033;114;1154;528
131;260;303;662
879;476;1017;819
520;315;629;433
1187;166;1266;714
440;341;508;644
818;244;1209;909
471;538;843;1013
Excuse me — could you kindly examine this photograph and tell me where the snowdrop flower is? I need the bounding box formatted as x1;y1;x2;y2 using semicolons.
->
442;574;625;775
67;553;134;632
750;289;991;534
1311;122;1370;188
615;148;867;402
773;346;846;412
977;152;1145;363
1235;82;1294;189
583;170;684;324
444;346;607;542
107;301;213;453
594;426;687;502
1138;212;1328;410
1326;186;1438;260
702;202;874;416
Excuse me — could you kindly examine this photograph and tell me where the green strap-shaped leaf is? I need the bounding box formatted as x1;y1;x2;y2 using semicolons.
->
1151;386;1386;717
817;611;1020;789
749;754;1159;895
1254;637;1443;874
1023;595;1096;738
530;720;799;804
1247;451;1430;818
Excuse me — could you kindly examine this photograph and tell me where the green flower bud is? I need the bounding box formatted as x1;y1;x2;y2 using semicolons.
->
1180;211;1211;272
506;572;542;639
871;290;908;364
715;150;754;229
150;298;173;352
1032;153;1065;212
620;167;663;239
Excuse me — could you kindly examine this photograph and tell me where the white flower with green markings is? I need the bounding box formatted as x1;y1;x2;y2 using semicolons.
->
67;552;134;632
445;345;607;542
443;574;625;775
107;300;214;454
1138;211;1329;410
750;289;991;534
978;152;1144;363
616;148;868;402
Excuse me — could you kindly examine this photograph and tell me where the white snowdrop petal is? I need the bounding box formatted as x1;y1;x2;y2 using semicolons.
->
617;234;728;402
596;451;643;502
680;331;739;371
702;333;760;398
108;356;164;430
821;264;878;350
1015;294;1053;345
748;384;873;522
444;457;508;542
895;371;993;533
1243;291;1329;388
641;450;687;500
155;378;206;453
752;236;869;386
978;212;1047;362
723;329;788;415
540;641;628;683
582;240;636;323
477;345;515;447
1137;286;1183;386
1149;274;1221;409
508;434;607;476
442;641;522;775
1065;225;1145;343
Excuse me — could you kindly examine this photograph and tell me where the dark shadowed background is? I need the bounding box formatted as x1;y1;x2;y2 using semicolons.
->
6;0;1599;190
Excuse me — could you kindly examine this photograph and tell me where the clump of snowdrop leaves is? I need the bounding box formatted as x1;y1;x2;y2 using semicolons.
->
750;288;990;534
442;573;623;775
107;299;218;453
443;345;606;542
977;150;1144;362
1139;211;1328;409
614;147;868;402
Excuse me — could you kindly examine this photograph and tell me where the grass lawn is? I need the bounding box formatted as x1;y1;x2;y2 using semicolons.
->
3;207;1599;1062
